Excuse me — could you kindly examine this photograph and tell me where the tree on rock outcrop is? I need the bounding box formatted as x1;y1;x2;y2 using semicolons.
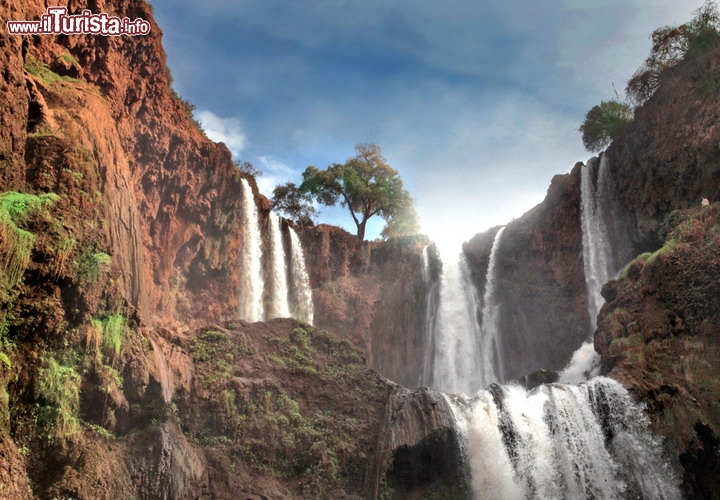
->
271;182;317;226
299;143;418;242
579;100;633;152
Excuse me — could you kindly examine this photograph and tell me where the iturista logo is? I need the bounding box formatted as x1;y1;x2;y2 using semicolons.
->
6;7;151;36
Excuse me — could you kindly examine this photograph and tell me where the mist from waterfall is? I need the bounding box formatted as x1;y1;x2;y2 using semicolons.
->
239;179;264;322
445;377;681;500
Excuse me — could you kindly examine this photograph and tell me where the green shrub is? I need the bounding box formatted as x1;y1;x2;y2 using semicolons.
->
35;356;81;440
76;251;112;285
102;314;125;359
24;54;80;86
0;191;59;294
579;100;634;152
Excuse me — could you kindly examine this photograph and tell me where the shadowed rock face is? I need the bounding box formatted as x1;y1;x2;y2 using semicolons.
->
300;226;434;387
463;163;590;381
371;386;470;499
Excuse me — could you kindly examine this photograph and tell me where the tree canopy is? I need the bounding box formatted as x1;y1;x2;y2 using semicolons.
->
578;100;634;152
299;143;418;241
270;182;317;226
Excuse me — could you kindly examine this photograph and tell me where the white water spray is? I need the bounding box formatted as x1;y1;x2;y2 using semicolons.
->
480;226;506;384
445;377;681;500
288;227;314;324
266;212;291;319
239;179;264;322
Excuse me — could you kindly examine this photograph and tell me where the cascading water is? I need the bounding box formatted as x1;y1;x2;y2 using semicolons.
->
265;212;291;320
580;155;614;327
445;377;681;500
288;227;314;324
480;226;506;384
417;213;678;496
419;245;440;387
237;179;314;322
239;179;264;322
560;155;615;382
431;245;487;395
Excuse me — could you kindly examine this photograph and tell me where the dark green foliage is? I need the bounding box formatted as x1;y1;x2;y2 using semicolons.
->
34;355;82;441
190;329;256;384
76;250;111;286
0;192;60;295
271;182;317;226
579;100;634;152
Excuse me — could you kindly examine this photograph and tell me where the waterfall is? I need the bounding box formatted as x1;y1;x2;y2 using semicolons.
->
562;155;615;382
445;377;681;500
431;246;486;394
480;227;506;384
239;179;264;322
419;245;440;387
265;213;291;319
580;155;614;327
288;227;314;324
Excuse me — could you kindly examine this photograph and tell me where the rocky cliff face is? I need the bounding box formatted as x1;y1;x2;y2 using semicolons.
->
595;204;720;498
301;225;433;388
459;34;720;496
3;0;253;328
0;1;415;497
464;163;589;380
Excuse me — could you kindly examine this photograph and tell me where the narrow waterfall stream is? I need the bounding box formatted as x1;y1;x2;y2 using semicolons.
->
238;179;314;323
288;226;314;324
239;179;264;322
580;155;614;327
265;212;291;320
479;226;506;385
560;154;615;383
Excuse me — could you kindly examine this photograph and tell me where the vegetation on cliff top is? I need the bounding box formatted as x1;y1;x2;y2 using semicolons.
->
299;143;419;241
580;1;720;152
627;1;720;105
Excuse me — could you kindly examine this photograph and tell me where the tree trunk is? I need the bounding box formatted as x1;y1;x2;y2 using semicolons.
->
356;217;367;242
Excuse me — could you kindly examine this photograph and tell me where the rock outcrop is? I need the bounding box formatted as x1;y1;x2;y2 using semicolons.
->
595;204;720;498
301;226;433;388
464;162;589;380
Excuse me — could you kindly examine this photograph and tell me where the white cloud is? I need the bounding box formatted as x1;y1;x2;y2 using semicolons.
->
195;110;247;156
255;156;299;197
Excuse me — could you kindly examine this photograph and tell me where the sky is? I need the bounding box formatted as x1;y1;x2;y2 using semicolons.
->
149;0;706;244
